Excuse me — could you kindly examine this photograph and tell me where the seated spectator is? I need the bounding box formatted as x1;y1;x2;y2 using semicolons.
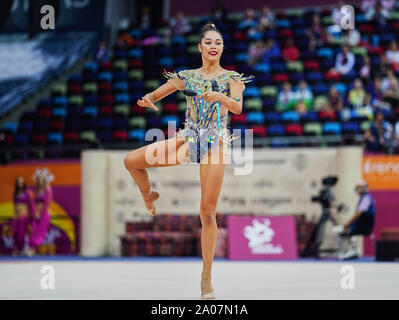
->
261;39;281;63
258;5;275;29
141;6;152;30
248;41;266;66
343;28;361;47
331;45;355;75
364;110;393;152
282;38;300;62
359;93;375;118
362;0;377;12
238;8;258;31
319;100;337;118
211;0;227;23
332;1;346;25
385;41;399;72
296;100;308;116
381;68;397;91
329;85;344;111
383;77;399;107
295;80;314;106
309;15;333;50
371;77;384;106
276;82;296;111
169;11;192;35
349;78;366;108
366;1;389;25
360;55;372;80
381;0;396;11
95;41;110;62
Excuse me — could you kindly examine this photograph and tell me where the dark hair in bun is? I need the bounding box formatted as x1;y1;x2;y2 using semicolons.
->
199;23;223;43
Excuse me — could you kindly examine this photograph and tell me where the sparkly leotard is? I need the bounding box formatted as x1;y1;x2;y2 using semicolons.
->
164;69;254;163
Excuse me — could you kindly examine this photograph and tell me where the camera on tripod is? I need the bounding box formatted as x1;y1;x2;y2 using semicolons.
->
303;175;349;258
311;176;338;209
311;176;348;214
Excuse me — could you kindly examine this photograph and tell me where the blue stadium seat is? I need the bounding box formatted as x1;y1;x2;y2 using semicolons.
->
342;122;360;134
52;107;67;118
98;118;113;130
129;129;146;141
271;62;287;73
98;71;113;82
317;47;334;60
281;111;300;123
84;61;98;73
235;52;249;62
267;124;285;136
2;122;18;134
19;121;33;133
264;112;281;123
54;96;68;107
305;71;323;83
159;57;174;68
129;29;142;37
246;112;264;124
114;81;129;91
114;71;128;81
254;63;270;73
322;122;342;135
83;106;98;118
48;132;63;145
14;133;30;145
115;93;130;104
84;94;98;105
334;83;347;96
300;111;318;123
128;49;142;59
276;19;291;28
98;130;113;143
172;36;186;44
312;83;329;96
244;86;260;98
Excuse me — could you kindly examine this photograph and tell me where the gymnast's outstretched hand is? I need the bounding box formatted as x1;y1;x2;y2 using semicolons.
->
137;95;159;111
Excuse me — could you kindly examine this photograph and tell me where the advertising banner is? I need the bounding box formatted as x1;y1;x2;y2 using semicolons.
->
227;215;298;260
92;147;362;256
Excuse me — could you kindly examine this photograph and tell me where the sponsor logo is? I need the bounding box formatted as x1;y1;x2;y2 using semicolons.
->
243;219;283;255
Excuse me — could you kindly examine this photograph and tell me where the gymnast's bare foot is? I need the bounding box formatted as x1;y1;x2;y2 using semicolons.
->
201;272;216;299
142;190;159;216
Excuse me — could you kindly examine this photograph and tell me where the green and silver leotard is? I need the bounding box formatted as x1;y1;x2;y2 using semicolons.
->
164;69;254;163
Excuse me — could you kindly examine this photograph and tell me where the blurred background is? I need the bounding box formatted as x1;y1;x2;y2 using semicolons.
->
0;0;398;263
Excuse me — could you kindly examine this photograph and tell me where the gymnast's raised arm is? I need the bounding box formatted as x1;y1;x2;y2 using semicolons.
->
136;77;184;112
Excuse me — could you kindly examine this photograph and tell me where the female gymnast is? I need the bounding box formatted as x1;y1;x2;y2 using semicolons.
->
12;176;35;256
29;169;54;256
124;23;253;299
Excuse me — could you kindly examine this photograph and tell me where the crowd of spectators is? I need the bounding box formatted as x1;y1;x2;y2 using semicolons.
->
244;1;399;154
112;1;399;154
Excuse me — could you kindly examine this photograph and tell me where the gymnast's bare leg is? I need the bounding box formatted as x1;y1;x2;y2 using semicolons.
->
198;140;227;298
124;135;189;215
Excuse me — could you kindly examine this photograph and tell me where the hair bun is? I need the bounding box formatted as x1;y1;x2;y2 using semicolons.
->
199;22;222;42
202;23;217;32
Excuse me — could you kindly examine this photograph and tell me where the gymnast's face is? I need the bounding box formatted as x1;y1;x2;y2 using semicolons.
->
16;177;25;189
198;31;224;63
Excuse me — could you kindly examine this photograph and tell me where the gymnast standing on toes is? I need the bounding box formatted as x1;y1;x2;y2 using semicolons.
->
124;23;253;299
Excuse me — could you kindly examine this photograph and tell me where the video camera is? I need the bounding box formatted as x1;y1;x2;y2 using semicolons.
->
311;176;338;209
